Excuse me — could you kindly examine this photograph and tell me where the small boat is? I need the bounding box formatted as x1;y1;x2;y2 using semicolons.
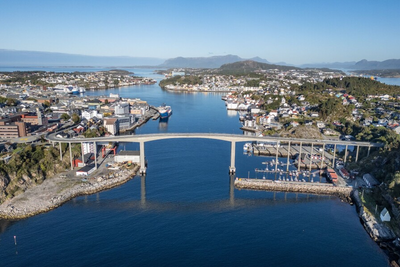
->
243;143;252;152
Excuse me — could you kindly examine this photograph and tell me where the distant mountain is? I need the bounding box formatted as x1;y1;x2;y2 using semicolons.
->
300;62;356;69
159;55;270;68
218;60;299;74
351;59;400;70
301;59;400;70
0;49;164;67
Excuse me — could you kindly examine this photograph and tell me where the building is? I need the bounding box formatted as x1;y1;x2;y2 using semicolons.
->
114;150;140;163
73;153;93;167
104;118;119;135
0;121;27;138
82;142;97;154
115;102;130;116
76;164;96;176
380;208;391;222
117;115;134;131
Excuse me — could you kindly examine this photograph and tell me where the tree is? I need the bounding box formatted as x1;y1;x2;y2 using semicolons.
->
60;113;70;121
6;98;17;106
43;101;51;108
71;113;81;124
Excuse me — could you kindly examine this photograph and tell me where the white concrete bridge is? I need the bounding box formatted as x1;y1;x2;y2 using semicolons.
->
46;133;383;175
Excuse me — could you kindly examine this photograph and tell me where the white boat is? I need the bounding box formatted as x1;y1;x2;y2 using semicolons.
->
243;142;253;151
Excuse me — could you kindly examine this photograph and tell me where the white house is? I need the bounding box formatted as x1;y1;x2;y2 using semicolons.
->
380;208;391;222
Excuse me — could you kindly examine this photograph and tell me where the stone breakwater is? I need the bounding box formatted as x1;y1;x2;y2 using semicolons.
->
234;178;353;200
0;166;139;220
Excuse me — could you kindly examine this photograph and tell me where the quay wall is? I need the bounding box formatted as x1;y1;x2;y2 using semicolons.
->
235;178;352;199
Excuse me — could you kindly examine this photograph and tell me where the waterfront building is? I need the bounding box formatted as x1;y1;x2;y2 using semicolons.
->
116;115;135;131
104;118;119;135
114;102;130;116
114;150;140;163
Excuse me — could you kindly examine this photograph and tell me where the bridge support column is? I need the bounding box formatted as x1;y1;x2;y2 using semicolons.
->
309;143;313;172
298;142;302;172
367;146;371;157
229;174;235;205
81;142;85;167
333;144;337;168
320;144;325;170
94;141;97;170
355;146;360;162
59;142;63;161
286;142;291;172
229;141;236;174
275;142;279;171
140;141;147;175
69;142;73;170
344;144;348;164
141;175;146;205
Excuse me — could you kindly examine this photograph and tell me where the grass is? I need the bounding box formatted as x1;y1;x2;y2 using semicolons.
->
360;190;400;236
360;190;380;219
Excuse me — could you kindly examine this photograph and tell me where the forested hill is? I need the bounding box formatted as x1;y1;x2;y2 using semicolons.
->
297;77;400;98
218;60;299;74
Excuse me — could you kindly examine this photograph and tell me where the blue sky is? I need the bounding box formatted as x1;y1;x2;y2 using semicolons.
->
1;0;399;64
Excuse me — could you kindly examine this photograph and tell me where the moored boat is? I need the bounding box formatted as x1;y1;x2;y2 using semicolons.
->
158;104;172;119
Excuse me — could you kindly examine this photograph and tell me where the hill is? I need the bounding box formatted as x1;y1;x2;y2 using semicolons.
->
301;59;400;70
159;55;270;68
218;60;300;74
352;59;400;70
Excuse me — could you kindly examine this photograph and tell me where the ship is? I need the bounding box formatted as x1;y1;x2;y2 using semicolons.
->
158;104;172;119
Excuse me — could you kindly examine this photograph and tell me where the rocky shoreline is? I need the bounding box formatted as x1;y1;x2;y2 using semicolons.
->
0;166;139;220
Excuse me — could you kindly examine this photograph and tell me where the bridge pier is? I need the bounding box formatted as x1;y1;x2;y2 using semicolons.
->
59;142;63;161
297;142;302;172
139;141;147;175
355;145;360;162
141;175;146;205
309;143;313;172
229;141;236;174
69;142;73;170
229;174;235;205
94;141;97;170
286;141;291;172
81;142;85;167
333;144;337;168
320;143;325;169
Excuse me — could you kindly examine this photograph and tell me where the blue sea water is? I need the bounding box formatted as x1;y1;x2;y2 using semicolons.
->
0;68;394;266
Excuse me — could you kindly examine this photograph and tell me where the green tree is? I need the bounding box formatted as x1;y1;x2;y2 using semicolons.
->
71;113;81;124
60;113;70;121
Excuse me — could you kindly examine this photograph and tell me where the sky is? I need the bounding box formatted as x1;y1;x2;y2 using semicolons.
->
1;0;400;65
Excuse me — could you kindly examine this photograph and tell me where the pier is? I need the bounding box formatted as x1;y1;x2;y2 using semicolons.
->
235;178;352;199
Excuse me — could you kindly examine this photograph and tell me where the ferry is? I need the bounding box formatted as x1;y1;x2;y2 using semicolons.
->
158;104;172;119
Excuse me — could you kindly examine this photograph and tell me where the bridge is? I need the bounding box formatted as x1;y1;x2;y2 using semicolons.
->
46;133;384;175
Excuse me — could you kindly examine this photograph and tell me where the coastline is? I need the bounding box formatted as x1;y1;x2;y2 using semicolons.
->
0;165;139;220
